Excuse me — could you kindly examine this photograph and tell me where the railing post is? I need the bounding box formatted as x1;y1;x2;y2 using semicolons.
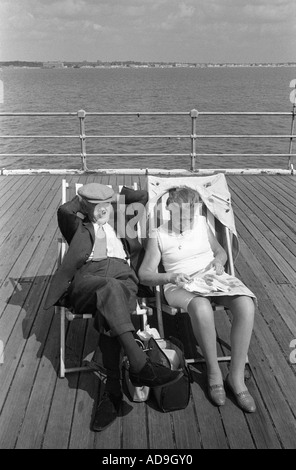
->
190;109;198;171
78;109;87;171
288;82;296;171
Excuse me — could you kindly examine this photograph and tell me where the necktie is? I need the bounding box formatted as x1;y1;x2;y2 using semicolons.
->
92;225;107;260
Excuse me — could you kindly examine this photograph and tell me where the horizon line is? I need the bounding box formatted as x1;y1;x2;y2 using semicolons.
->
1;60;296;65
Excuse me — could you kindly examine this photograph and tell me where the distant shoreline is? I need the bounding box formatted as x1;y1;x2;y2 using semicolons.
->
1;60;296;70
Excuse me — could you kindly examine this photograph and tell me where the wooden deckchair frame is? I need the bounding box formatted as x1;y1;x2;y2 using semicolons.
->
147;177;248;366
56;179;152;378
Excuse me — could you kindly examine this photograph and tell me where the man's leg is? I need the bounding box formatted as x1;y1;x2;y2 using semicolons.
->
95;274;183;388
92;334;123;432
71;259;183;432
98;333;122;396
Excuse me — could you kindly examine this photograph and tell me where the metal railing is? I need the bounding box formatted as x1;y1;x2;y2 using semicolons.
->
0;99;296;175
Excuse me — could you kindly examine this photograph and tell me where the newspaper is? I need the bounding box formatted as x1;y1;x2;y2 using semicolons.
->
183;267;255;298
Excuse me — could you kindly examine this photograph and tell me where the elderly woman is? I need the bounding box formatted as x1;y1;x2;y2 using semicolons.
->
138;187;256;413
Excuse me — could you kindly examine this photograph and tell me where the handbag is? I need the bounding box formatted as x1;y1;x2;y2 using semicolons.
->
147;336;192;412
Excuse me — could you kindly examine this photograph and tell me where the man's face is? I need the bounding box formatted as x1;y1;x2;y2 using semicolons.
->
93;201;112;224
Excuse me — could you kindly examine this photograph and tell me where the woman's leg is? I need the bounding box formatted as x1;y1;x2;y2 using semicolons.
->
216;295;255;393
187;296;223;386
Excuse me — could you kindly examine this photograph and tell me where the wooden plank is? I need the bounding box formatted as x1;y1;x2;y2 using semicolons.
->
248;176;296;219
171;387;203;449
42;373;81;449
0;177;62;285
0;175;29;212
237;176;296;249
0;224;58;413
1;174;296;449
231;176;296;246
229;181;296;282
0;175;46;242
68;372;97;449
278;283;296;314
0;186;59;436
121;401;149;449
0;175;23;193
138;174;148;191
252;311;296;420
247;339;296;449
67;322;99;449
236;239;296;338
232;249;296;447
189;367;228;449
147;400;175;449
0;304;55;448
93;393;122;450
272;175;296;201
0;181;60;333
0;174;52;224
215;311;282;449
219;393;255;448
14;312;60;449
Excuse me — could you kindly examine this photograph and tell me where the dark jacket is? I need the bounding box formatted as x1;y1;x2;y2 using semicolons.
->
44;186;149;310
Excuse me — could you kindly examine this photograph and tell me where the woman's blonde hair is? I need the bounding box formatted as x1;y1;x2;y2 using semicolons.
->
166;187;200;208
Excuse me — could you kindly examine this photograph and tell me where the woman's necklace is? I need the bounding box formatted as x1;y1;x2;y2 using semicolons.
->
169;221;192;250
178;231;185;250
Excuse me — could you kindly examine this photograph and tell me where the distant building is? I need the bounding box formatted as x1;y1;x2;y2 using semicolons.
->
43;61;64;69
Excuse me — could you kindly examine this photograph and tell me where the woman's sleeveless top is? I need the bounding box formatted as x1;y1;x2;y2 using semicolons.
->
155;216;215;290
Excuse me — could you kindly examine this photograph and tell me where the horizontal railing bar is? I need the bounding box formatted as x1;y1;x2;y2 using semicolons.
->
85;134;295;139
0;154;82;157
0;134;294;139
194;135;295;139
83;112;294;116
86;135;188;139
0;111;293;117
1;153;295;157
0;112;78;117
84;134;295;139
195;112;293;116
0;112;190;117
0;135;79;139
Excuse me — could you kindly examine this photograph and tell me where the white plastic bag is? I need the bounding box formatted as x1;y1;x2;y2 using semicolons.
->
136;325;161;343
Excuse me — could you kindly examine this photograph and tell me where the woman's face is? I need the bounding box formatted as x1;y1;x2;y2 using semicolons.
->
167;201;200;232
93;201;112;225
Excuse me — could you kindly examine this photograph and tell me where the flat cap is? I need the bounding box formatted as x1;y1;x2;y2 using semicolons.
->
78;183;115;203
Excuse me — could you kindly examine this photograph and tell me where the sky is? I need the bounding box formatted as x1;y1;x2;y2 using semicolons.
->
0;0;295;63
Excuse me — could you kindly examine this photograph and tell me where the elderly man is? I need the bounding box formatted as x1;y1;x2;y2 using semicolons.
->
44;182;182;432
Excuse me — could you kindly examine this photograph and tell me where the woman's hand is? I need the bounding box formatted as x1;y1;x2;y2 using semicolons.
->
212;259;225;275
169;273;192;287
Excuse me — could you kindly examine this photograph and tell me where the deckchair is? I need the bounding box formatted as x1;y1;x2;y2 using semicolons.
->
146;173;246;365
56;179;152;378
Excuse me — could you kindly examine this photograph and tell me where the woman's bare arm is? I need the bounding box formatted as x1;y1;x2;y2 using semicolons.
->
138;236;191;287
207;226;227;274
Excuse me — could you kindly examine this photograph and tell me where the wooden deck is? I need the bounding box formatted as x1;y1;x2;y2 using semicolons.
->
0;172;296;450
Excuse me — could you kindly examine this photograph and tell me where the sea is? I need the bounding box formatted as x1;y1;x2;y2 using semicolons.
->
0;66;295;170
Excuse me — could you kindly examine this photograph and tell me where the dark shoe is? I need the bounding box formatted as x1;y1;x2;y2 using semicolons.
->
92;392;122;432
208;383;226;407
129;359;183;388
225;375;256;413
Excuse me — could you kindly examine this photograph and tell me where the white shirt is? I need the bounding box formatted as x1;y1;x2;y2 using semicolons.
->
88;222;127;261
